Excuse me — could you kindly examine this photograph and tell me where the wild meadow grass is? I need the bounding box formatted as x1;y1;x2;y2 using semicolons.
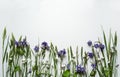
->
2;28;118;77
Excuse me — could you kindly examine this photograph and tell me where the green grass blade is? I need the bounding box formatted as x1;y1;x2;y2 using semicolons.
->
2;37;9;63
114;32;117;47
2;27;6;46
103;30;108;51
70;46;73;58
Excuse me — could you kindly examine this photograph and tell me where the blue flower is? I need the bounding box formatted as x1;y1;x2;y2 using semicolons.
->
34;46;39;52
99;44;105;51
76;65;85;74
21;38;28;46
58;49;66;58
91;63;96;69
15;41;22;47
88;52;93;58
94;43;99;48
87;40;92;46
15;38;28;47
15;41;19;47
41;41;49;50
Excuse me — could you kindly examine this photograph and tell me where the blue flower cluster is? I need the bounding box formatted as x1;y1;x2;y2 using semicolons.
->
76;65;86;74
15;38;28;47
88;52;93;58
91;63;96;69
41;41;49;50
57;49;66;58
34;46;39;52
34;41;49;52
87;40;105;51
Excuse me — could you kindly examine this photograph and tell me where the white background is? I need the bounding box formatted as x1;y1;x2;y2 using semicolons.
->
0;0;120;76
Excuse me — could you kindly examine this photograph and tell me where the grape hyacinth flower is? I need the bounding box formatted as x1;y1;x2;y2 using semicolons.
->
15;41;19;47
94;43;99;49
34;45;39;52
99;43;105;51
15;38;28;47
41;41;49;50
76;65;86;74
87;40;92;46
58;49;66;58
88;52;93;58
15;41;23;47
21;38;28;47
91;63;96;69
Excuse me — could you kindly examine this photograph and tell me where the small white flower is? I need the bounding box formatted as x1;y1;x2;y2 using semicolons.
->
22;58;27;64
9;58;12;60
61;64;66;70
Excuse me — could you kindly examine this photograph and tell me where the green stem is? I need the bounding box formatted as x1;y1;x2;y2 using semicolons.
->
60;58;63;77
26;63;28;77
101;51;107;67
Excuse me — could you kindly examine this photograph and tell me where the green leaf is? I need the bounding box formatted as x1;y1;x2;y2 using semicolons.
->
17;49;25;56
81;47;83;64
5;52;8;62
90;69;96;76
70;46;73;58
2;37;9;63
114;32;117;47
67;48;70;62
62;70;70;77
2;27;6;45
14;66;21;72
73;72;77;77
32;65;38;71
102;30;109;62
104;68;109;77
102;30;108;51
76;46;79;65
19;36;22;41
11;33;15;41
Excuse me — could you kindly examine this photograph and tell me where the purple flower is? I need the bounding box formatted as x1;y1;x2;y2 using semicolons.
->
34;46;39;52
15;41;22;47
76;65;86;74
41;41;49;50
99;44;105;51
15;41;19;47
58;49;66;58
91;63;96;69
87;40;92;46
15;38;28;47
21;38;28;46
88;52;93;58
94;43;99;48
